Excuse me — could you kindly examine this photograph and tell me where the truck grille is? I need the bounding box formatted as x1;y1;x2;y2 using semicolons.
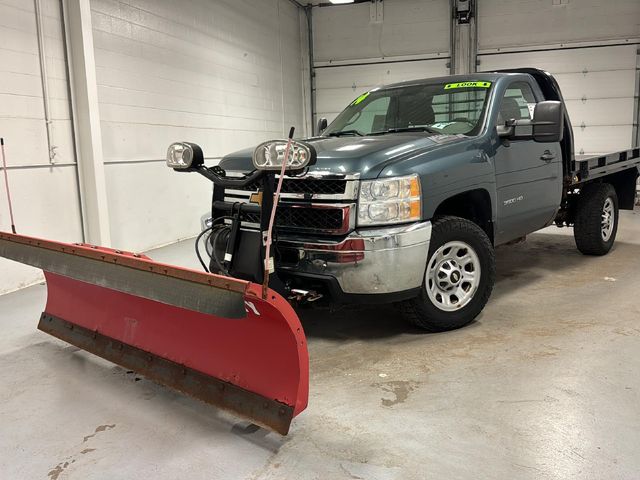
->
223;173;358;235
236;178;347;196
241;206;347;233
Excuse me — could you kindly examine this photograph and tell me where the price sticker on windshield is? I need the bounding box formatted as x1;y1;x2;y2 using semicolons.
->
351;92;370;105
444;81;492;89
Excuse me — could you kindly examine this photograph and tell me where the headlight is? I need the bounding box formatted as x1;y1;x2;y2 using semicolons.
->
166;142;204;170
358;174;421;226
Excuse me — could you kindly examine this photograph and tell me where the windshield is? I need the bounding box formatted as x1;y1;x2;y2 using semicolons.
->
323;80;492;137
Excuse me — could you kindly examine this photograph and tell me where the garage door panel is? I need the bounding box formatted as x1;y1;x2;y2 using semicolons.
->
315;59;449;123
480;45;639;75
552;70;637;100
478;0;639;50
480;44;637;155
573;126;634;155
564;98;635;127
316;59;449;88
316;87;371;119
313;0;449;62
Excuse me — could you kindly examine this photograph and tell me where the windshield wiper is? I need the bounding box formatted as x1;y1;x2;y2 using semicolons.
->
372;126;440;135
327;129;363;137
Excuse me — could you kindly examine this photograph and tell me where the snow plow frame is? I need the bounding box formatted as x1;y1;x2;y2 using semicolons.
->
0;231;308;435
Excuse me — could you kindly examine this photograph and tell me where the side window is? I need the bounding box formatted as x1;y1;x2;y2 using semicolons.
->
343;97;391;133
497;81;537;125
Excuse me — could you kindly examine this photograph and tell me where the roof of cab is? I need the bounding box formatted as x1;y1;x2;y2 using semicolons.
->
380;71;526;90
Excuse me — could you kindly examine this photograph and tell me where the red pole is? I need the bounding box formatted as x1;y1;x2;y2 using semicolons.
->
0;138;17;234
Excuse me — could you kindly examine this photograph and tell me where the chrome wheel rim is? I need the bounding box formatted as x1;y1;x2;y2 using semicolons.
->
601;197;615;241
425;241;481;312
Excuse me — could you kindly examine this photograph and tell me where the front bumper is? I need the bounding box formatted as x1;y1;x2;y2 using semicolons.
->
277;221;432;296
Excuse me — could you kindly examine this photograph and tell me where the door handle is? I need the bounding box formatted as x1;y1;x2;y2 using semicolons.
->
540;150;555;162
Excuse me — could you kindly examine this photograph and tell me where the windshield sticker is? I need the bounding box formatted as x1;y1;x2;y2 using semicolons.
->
431;122;457;129
444;81;492;90
429;134;467;144
351;92;370;105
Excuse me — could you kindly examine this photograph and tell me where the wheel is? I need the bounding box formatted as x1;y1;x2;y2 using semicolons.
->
399;216;496;332
573;183;619;256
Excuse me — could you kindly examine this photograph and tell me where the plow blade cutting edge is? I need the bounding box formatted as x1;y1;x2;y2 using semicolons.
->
0;232;308;435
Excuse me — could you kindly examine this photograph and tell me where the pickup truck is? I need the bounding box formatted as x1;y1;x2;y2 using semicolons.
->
198;68;640;332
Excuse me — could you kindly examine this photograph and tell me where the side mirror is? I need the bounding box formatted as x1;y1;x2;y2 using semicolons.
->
166;142;204;170
316;117;327;135
532;101;563;143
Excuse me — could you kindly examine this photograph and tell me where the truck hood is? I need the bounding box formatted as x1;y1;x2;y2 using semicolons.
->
219;133;469;179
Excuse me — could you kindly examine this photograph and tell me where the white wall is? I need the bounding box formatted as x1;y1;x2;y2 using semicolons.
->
0;0;83;294
312;0;450;124
91;0;307;252
1;0;308;294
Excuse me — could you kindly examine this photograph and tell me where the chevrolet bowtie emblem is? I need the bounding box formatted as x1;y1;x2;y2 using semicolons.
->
249;192;263;205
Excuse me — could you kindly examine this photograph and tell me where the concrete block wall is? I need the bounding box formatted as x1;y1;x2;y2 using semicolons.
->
91;0;308;252
0;0;308;294
0;0;83;294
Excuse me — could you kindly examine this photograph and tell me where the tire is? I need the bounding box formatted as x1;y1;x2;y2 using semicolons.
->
573;183;619;256
399;216;496;332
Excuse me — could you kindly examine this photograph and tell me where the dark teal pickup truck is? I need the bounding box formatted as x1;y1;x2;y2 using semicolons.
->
183;68;640;331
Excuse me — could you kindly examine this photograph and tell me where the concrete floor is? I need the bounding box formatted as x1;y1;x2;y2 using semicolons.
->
1;212;640;479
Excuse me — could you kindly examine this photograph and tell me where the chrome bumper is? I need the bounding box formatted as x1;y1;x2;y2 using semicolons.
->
278;221;432;295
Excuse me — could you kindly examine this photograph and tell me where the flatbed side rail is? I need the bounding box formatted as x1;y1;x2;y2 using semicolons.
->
572;148;640;183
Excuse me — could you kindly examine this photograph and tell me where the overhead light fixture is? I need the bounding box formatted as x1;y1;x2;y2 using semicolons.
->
329;0;355;4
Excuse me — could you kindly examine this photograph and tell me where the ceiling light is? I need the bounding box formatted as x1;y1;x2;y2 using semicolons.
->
329;0;355;4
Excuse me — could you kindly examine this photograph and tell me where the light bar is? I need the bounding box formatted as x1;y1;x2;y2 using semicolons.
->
252;140;316;172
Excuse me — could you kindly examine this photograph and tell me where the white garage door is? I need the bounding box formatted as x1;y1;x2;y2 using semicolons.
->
312;0;450;125
315;59;450;124
480;44;638;156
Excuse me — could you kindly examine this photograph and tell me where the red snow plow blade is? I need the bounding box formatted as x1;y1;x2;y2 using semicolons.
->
0;231;308;435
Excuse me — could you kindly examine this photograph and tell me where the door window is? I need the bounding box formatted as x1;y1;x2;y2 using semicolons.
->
497;81;538;125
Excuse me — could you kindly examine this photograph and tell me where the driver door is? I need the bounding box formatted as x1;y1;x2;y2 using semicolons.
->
493;81;562;244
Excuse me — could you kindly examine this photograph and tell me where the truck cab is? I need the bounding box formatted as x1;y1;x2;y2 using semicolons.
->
206;68;639;331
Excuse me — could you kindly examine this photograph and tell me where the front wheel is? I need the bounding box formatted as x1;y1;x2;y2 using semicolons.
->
399;216;496;332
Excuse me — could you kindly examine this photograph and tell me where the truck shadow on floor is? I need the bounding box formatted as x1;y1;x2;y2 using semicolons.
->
299;231;639;341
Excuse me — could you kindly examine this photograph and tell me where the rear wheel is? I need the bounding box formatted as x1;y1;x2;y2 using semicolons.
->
399;216;495;332
573;183;619;256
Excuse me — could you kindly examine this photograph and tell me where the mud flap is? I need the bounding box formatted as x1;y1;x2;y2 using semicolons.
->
0;232;308;435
